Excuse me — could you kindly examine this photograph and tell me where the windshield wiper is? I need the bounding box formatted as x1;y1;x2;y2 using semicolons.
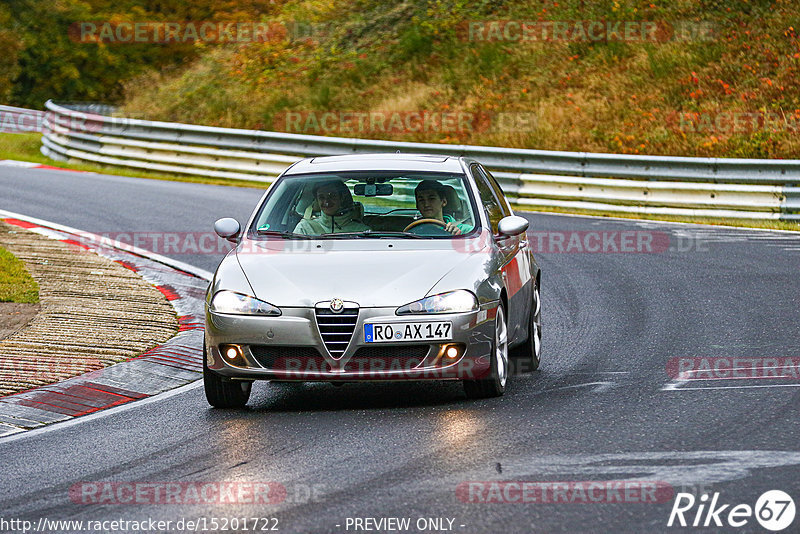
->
319;230;423;239
255;229;314;239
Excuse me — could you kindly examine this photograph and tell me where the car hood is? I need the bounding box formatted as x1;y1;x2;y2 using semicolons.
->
236;239;486;308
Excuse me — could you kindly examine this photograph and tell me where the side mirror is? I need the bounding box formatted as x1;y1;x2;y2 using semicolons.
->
497;215;529;237
214;218;241;243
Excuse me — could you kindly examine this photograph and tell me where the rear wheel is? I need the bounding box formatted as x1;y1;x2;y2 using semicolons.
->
510;281;541;372
464;304;508;399
203;344;252;408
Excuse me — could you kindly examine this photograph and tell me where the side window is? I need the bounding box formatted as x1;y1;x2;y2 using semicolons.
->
471;164;504;234
482;166;513;216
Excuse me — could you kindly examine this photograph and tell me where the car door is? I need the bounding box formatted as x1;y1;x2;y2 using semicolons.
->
482;164;534;303
470;164;532;344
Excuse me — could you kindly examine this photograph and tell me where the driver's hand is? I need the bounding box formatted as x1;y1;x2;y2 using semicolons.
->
445;222;462;235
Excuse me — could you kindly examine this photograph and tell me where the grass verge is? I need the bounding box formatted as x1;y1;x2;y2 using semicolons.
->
120;0;800;159
0;246;39;303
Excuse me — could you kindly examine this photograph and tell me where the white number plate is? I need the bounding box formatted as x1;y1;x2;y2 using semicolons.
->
364;322;452;343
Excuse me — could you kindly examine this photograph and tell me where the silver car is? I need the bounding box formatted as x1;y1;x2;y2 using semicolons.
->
204;154;541;407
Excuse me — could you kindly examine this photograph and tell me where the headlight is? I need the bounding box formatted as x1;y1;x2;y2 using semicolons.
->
396;290;478;315
210;290;281;316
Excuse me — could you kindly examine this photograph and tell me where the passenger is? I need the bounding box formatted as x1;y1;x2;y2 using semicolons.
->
294;179;369;235
414;180;472;235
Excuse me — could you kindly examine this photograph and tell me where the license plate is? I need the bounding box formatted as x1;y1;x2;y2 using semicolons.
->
364;322;452;343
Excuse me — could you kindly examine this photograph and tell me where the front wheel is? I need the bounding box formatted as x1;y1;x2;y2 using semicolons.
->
464;304;508;399
510;281;541;372
203;344;252;408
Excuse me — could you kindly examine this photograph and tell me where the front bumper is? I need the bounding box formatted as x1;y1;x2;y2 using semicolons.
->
205;303;498;381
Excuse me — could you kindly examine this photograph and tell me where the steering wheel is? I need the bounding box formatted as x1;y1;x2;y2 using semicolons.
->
404;218;447;232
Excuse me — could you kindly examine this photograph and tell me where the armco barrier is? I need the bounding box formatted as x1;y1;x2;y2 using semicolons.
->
32;100;800;221
0;105;46;134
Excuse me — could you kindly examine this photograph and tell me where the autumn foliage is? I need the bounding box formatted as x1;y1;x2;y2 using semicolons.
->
5;0;800;158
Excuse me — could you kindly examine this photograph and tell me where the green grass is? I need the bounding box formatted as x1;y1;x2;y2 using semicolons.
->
0;246;39;303
0;133;267;189
117;0;800;160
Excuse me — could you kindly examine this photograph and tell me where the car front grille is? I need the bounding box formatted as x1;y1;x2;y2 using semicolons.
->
344;345;430;372
249;343;434;374
250;345;329;372
315;306;359;359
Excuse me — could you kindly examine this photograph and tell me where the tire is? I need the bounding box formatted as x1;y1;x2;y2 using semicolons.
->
203;344;252;408
510;280;542;372
464;303;508;399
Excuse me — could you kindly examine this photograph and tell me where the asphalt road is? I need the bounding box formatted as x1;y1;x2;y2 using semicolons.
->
1;166;799;533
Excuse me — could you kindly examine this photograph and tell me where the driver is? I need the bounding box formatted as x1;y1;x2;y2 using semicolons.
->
294;179;370;235
414;180;472;235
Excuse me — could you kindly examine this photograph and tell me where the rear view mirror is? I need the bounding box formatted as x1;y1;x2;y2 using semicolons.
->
214;218;241;243
354;183;393;197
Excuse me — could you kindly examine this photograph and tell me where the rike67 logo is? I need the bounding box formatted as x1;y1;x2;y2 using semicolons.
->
668;490;795;531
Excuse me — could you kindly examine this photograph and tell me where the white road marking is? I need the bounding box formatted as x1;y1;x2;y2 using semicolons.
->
676;366;800;381
682;365;793;374
569;371;630;375
0;160;40;168
662;375;800;391
0;380;203;444
0;208;213;280
682;375;797;381
664;383;800;392
661;378;689;391
496;450;800;487
0;422;25;437
663;364;800;390
545;381;615;393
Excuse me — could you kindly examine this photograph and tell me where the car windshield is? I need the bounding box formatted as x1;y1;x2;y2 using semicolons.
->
249;171;480;239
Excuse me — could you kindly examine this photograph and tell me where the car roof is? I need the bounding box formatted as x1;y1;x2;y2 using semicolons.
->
284;153;467;175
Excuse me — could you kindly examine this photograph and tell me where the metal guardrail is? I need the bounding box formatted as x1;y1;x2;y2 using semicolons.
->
36;100;800;221
0;105;45;134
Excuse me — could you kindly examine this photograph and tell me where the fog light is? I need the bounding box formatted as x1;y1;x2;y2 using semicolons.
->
439;343;464;361
219;344;246;366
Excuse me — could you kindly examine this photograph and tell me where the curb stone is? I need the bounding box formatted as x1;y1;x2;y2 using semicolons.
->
0;220;178;394
0;214;211;437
